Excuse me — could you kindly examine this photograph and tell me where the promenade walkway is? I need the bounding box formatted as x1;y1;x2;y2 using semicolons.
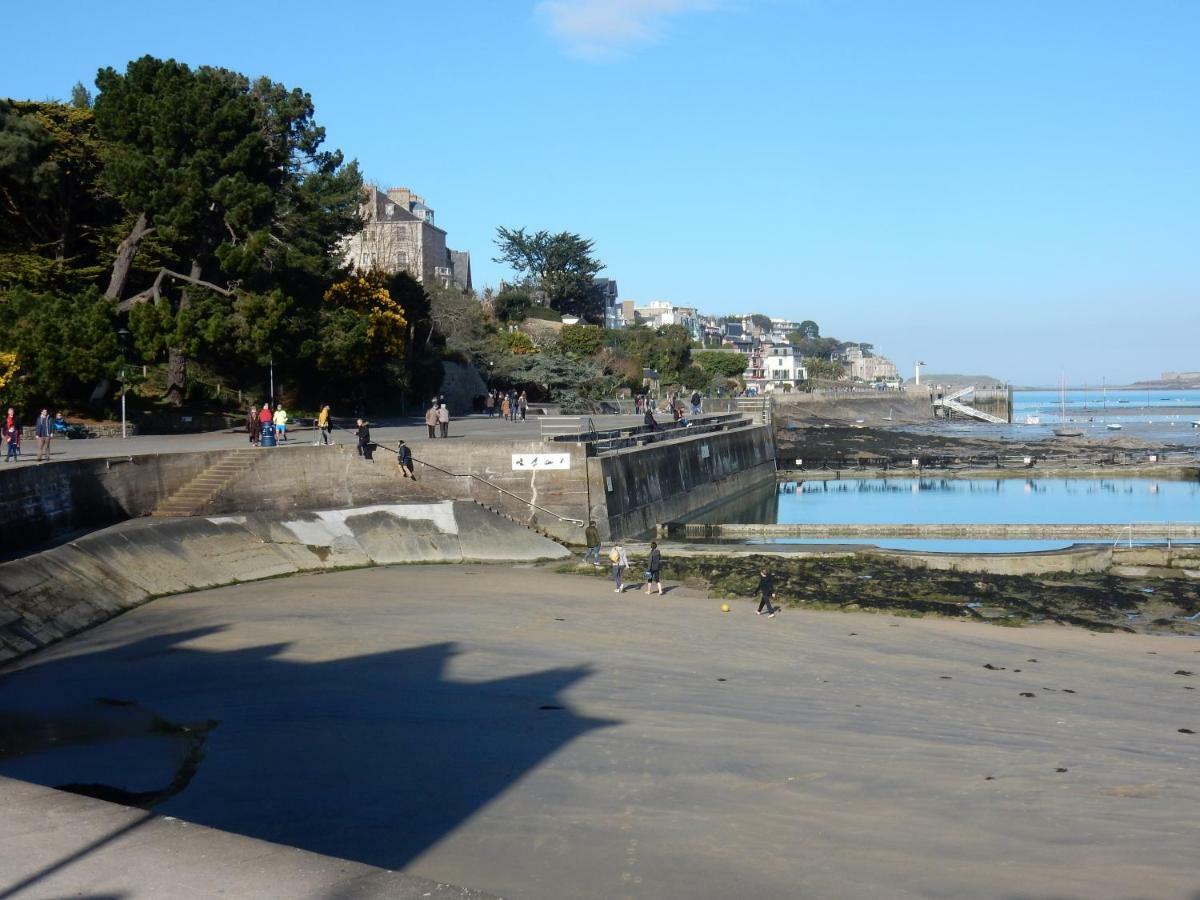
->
1;414;648;465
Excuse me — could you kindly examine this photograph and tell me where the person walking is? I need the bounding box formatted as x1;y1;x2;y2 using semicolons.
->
355;418;373;460
424;402;438;438
273;404;288;442
755;568;778;617
34;408;52;462
317;404;332;445
246;404;260;446
518;391;528;422
437;403;450;438
485;392;495;418
690;390;702;416
500;395;510;420
644;541;663;595
609;541;629;593
583;520;601;566
4;408;20;462
397;440;415;479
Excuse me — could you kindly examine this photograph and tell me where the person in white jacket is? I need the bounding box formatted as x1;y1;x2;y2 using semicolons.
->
608;542;629;593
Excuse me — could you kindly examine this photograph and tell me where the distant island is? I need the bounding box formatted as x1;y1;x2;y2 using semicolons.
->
1131;372;1200;389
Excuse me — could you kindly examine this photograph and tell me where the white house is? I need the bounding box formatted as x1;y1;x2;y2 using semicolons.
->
760;345;808;391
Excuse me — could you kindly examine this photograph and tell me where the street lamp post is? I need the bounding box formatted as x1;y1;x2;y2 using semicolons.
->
116;328;131;439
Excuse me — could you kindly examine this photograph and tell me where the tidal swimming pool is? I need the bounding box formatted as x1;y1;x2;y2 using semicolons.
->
690;476;1200;553
769;477;1200;525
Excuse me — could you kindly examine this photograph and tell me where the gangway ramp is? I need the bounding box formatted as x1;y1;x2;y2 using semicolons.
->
933;386;1007;423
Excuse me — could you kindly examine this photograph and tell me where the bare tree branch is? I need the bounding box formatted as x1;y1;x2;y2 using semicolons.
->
117;267;234;311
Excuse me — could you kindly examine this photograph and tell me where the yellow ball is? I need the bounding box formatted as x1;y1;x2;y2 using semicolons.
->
720;603;731;613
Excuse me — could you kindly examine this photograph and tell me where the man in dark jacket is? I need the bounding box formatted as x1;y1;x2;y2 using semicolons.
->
583;521;601;566
644;541;663;595
34;409;52;462
397;440;415;479
356;419;373;460
755;568;778;617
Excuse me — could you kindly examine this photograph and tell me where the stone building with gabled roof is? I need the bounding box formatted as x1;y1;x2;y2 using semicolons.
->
343;186;471;289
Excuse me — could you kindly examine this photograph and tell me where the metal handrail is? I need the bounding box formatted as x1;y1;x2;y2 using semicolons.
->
410;453;586;527
344;427;584;528
1112;520;1200;550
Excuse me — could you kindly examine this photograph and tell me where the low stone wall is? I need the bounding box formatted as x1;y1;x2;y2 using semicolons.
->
888;544;1113;576
0;451;221;553
0;501;570;664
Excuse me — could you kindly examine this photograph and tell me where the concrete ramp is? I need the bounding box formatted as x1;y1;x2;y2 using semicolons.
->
0;501;569;664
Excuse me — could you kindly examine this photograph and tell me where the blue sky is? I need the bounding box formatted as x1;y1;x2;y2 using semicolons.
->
3;0;1197;384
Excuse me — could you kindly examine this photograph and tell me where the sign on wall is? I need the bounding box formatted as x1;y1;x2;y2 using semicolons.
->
511;453;571;471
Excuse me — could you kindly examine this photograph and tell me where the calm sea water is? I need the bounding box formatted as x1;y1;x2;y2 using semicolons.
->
1013;387;1200;426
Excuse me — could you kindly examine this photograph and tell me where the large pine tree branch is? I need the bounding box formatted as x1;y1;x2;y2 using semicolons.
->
117;267;234;311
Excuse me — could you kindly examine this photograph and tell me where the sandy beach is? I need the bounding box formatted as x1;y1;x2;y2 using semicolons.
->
1;564;1198;898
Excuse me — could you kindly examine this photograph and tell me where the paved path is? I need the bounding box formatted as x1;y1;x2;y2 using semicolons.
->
2;565;1198;899
0;414;648;466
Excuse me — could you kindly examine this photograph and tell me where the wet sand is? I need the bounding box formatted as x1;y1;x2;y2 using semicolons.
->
1;565;1198;899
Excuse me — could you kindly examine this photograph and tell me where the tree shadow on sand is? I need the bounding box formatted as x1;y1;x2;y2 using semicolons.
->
0;626;615;870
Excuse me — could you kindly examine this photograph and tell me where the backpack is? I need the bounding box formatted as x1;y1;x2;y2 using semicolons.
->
609;548;621;564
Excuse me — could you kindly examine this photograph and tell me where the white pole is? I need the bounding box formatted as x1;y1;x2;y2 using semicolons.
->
269;356;275;405
121;369;126;439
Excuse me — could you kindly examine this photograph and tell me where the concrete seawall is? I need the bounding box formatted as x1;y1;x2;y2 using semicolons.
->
0;451;223;552
0;425;779;550
0;500;570;664
592;425;777;539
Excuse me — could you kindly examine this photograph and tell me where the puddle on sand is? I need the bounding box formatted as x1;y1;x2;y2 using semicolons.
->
0;697;217;807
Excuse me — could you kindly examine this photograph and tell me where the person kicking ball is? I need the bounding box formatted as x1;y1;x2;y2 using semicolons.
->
755;568;779;617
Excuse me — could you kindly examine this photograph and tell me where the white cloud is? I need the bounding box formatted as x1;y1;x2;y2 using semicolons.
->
536;0;719;60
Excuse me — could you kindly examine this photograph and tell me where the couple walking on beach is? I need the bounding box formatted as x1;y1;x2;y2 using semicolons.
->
584;523;664;595
607;541;663;594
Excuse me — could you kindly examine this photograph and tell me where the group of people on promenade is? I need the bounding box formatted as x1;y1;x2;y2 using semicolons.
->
484;389;528;422
4;407;74;463
245;402;290;446
636;389;703;432
582;520;779;615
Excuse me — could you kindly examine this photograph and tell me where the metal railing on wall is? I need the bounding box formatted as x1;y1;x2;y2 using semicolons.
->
326;422;585;529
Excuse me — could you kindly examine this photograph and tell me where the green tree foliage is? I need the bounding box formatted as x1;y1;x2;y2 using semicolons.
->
493;226;604;322
803;357;846;381
493;288;533;323
0;100;112;284
0;287;117;406
798;319;819;339
680;364;710;390
524;305;563;322
93;56;362;403
557;324;605;358
693;350;748;379
501;354;616;410
749;313;772;332
606;324;692;379
789;334;845;360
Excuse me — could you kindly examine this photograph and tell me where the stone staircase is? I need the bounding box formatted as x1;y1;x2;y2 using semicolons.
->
152;449;261;518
